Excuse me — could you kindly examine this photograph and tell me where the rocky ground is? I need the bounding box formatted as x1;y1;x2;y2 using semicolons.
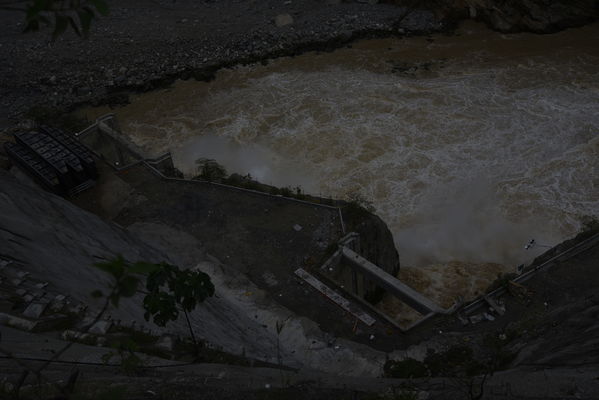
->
0;167;384;377
1;0;596;134
0;0;444;130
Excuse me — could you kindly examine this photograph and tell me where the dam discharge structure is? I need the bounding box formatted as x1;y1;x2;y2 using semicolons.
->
81;22;599;313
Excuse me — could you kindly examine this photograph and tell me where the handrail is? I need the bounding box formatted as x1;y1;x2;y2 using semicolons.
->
460;231;599;315
75;115;344;212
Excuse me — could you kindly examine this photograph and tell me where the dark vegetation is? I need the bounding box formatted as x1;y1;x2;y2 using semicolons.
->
1;0;109;39
0;255;216;398
384;341;516;379
485;271;518;293
192;158;339;204
342;192;377;219
191;158;384;222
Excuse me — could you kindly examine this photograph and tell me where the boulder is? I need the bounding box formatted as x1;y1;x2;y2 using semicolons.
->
275;14;294;27
89;320;113;335
0;155;10;171
469;0;599;33
22;302;48;319
155;334;177;353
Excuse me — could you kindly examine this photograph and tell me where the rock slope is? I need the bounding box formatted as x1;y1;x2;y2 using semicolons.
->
0;170;387;375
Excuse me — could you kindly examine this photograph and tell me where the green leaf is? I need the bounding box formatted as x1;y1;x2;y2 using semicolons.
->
142;291;178;327
116;338;138;352
118;275;140;298
101;351;115;365
79;7;95;36
37;15;51;26
94;255;126;280
129;261;161;275
52;15;69;40
145;265;171;292
110;293;120;307
89;0;109;16
26;0;51;20
23;19;40;33
141;264;214;327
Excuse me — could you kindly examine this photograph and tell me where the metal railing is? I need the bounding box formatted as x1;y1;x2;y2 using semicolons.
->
460;231;599;316
76;114;347;234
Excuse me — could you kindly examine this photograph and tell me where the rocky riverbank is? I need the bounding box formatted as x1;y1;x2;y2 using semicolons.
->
1;0;597;132
461;0;599;33
0;0;444;129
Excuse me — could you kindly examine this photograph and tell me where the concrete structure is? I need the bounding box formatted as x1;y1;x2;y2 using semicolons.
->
317;232;459;330
342;247;445;315
294;268;375;326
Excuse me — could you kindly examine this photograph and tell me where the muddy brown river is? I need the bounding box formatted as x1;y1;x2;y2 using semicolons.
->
81;21;599;312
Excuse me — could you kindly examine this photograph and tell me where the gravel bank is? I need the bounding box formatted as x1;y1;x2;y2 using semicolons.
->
0;0;444;128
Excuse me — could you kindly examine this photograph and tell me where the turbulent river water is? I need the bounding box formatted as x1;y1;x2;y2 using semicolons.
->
82;21;599;311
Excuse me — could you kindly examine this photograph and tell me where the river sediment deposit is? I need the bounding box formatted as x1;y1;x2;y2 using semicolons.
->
81;21;599;308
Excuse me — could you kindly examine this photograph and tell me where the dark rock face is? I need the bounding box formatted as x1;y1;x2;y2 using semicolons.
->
469;0;599;33
340;206;400;304
0;170;388;374
0;170;167;303
0;155;10;171
0;171;290;365
342;206;400;277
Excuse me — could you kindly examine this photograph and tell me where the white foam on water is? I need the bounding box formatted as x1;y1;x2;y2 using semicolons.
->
122;55;598;267
172;134;317;190
86;23;599;304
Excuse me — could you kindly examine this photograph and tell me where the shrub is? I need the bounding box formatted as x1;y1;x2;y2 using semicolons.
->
486;272;518;293
579;215;599;238
383;358;429;378
193;158;227;182
346;192;375;213
101;339;143;375
424;345;485;377
279;187;293;197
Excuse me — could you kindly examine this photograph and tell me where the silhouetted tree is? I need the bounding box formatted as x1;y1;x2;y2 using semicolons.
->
0;0;109;39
